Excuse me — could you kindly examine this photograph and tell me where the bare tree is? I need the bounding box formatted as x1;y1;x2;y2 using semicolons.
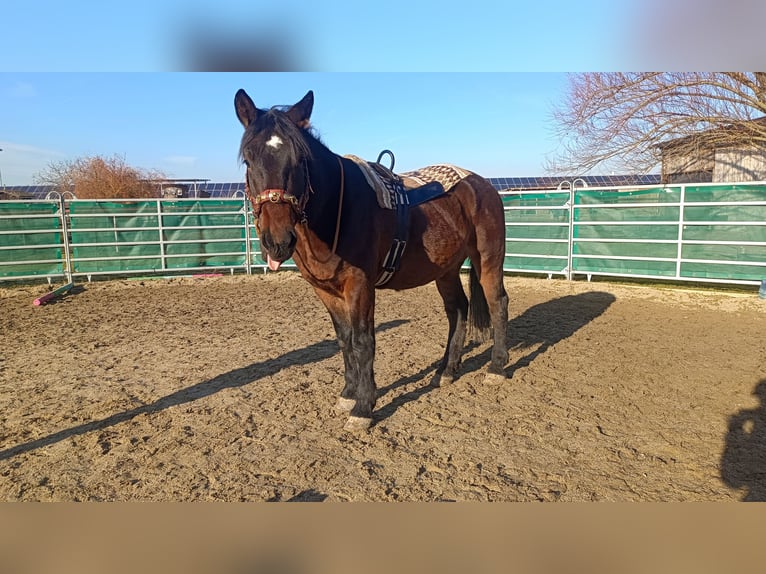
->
546;72;766;176
34;154;165;199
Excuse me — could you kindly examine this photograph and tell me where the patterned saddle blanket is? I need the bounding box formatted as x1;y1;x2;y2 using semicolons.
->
344;154;473;286
344;155;472;210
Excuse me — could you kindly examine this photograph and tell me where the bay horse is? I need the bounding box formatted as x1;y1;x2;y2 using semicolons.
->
235;89;508;431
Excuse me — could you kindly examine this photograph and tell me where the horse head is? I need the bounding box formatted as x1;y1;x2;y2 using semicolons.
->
235;89;314;270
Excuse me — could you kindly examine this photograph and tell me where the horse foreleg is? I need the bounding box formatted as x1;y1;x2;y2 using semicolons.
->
326;313;357;412
313;291;357;408
342;283;376;431
314;285;376;431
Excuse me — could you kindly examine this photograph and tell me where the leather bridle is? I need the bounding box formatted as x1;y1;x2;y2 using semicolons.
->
248;187;306;221
245;162;309;225
245;156;345;254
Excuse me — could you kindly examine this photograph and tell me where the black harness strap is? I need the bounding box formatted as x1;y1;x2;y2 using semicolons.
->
364;150;449;287
375;178;445;287
376;179;409;287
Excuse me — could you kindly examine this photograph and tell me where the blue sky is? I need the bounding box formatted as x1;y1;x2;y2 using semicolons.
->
2;1;626;72
2;1;762;72
2;1;764;186
0;73;569;185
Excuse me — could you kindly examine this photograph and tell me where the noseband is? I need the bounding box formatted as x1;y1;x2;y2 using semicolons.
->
245;167;310;224
250;188;305;220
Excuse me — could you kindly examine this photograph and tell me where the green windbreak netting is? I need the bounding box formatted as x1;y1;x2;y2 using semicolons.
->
567;185;766;280
680;185;766;281
576;187;682;205
683;184;766;202
69;200;246;273
682;224;766;242
503;193;569;272
573;256;678;277
0;201;65;278
680;261;766;281
4;185;766;284
70;200;161;273
161;200;246;269
573;187;682;278
572;221;680;279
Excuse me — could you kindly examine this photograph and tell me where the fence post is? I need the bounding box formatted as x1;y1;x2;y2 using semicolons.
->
557;180;574;280
243;195;252;275
59;195;73;282
570;178;589;281
157;199;167;272
675;184;686;280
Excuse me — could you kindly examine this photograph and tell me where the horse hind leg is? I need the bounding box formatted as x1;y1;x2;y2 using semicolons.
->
468;244;509;383
473;260;509;383
435;269;469;386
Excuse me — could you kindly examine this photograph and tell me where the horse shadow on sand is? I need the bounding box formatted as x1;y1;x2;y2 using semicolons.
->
720;379;766;501
1;292;616;461
0;320;408;462
375;291;616;421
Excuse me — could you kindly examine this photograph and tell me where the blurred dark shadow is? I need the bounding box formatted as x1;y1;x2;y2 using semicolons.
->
265;488;328;502
721;379;766;501
182;37;299;72
226;548;307;574
628;0;766;69
172;13;311;71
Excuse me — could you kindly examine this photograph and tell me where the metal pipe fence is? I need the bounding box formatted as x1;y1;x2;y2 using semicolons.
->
500;180;766;286
2;181;765;287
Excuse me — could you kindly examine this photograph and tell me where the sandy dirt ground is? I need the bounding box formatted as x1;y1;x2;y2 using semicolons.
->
1;272;765;501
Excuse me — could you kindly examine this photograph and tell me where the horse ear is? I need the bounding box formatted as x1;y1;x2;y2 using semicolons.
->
234;89;260;128
286;90;314;129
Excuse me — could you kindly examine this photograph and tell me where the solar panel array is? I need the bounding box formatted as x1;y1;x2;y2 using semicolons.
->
487;174;662;192
0;185;61;199
3;175;663;200
197;182;246;198
0;183;248;200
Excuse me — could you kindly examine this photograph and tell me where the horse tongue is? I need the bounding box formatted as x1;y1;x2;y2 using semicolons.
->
267;254;282;271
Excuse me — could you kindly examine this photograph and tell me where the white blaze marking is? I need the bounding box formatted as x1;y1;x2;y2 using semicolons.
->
266;134;283;149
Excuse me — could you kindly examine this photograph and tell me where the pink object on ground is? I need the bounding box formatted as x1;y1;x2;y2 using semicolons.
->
33;282;74;306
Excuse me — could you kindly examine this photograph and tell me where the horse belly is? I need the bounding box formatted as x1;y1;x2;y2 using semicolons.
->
378;202;470;290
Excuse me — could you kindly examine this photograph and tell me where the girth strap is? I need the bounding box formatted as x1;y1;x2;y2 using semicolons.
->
375;179;410;287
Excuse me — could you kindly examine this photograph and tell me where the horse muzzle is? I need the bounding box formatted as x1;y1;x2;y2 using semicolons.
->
261;230;297;271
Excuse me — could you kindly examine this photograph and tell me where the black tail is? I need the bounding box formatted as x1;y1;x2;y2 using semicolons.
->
468;263;491;342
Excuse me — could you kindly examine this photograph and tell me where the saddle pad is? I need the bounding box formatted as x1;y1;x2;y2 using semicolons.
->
345;154;399;209
345;155;472;210
401;164;472;193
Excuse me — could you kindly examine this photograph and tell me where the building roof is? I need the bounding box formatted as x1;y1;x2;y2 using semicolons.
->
657;116;766;151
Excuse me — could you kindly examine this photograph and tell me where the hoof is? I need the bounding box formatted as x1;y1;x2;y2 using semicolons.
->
437;374;454;387
484;372;507;385
343;416;373;432
336;397;356;412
